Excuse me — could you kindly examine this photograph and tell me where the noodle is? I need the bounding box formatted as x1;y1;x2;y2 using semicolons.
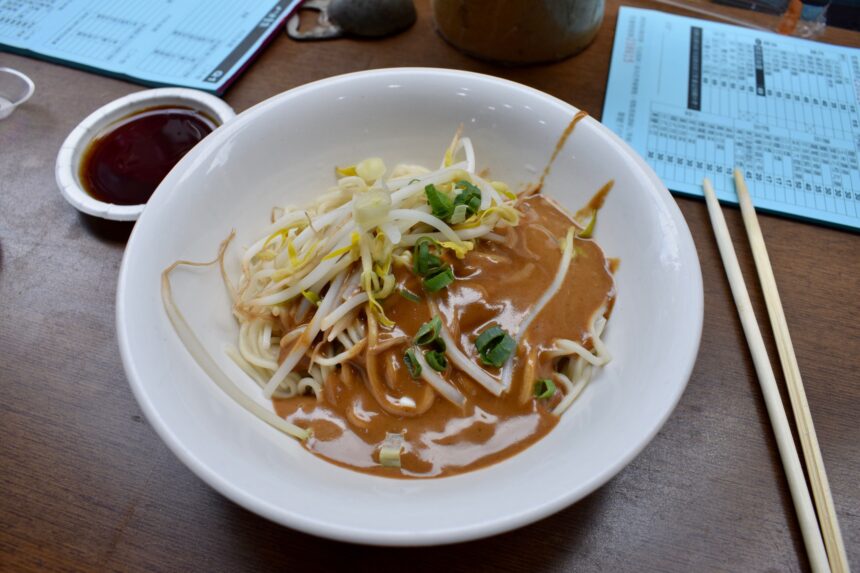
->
501;227;576;390
162;127;617;477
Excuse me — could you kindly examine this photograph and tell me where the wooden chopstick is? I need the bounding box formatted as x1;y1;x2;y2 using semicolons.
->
733;170;850;573
702;178;831;573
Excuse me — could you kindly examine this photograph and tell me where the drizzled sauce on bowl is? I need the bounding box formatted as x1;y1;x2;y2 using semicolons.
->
275;195;617;478
79;105;217;206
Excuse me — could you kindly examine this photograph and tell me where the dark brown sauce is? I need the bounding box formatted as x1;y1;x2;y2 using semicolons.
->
273;196;616;478
80;105;216;206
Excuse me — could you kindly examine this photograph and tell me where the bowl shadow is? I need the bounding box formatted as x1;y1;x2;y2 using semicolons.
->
78;211;135;244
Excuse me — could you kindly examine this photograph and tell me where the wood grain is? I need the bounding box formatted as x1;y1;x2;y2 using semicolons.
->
1;1;858;571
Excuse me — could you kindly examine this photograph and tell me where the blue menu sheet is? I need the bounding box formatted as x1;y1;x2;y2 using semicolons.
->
0;0;301;94
603;7;860;231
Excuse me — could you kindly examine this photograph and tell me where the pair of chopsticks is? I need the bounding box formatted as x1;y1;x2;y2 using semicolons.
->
703;171;849;573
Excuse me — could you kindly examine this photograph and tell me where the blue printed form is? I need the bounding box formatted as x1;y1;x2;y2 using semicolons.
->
0;0;301;94
603;7;860;230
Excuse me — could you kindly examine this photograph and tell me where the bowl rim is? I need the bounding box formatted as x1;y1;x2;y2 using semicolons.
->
55;87;236;222
117;67;704;546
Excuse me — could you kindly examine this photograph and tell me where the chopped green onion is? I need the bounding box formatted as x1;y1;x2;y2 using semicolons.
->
301;290;321;306
474;326;516;368
403;348;422;378
454;180;482;216
379;432;404;468
397;286;422;303
413;237;443;277
475;326;505;353
414;316;442;346
425;350;448;371
425;184;454;220
415;235;437;248
534;378;557;399
423;266;455;292
449;204;470;225
356;157;386;183
353;188;392;231
454;179;481;194
481;334;516;367
579;211;597;238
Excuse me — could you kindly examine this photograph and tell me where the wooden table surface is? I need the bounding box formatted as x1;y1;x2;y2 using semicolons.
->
1;1;858;571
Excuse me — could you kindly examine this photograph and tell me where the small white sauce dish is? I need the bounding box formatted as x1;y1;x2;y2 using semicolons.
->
0;67;35;120
55;87;235;222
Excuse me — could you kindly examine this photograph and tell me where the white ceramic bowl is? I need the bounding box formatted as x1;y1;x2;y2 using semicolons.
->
56;87;235;221
117;69;703;545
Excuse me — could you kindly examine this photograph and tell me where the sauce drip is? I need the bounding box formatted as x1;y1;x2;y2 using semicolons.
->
80;106;216;206
575;179;613;221
536;110;589;192
274;196;616;478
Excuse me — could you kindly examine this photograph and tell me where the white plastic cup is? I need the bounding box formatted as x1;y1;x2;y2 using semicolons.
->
0;67;35;120
56;87;235;221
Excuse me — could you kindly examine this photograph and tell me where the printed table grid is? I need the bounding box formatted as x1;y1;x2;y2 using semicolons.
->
604;8;860;229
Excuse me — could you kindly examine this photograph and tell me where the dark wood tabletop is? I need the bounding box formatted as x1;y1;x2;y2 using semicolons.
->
2;1;858;571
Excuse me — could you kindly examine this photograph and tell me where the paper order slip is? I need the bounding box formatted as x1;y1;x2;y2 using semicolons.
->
603;7;860;230
0;0;300;94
